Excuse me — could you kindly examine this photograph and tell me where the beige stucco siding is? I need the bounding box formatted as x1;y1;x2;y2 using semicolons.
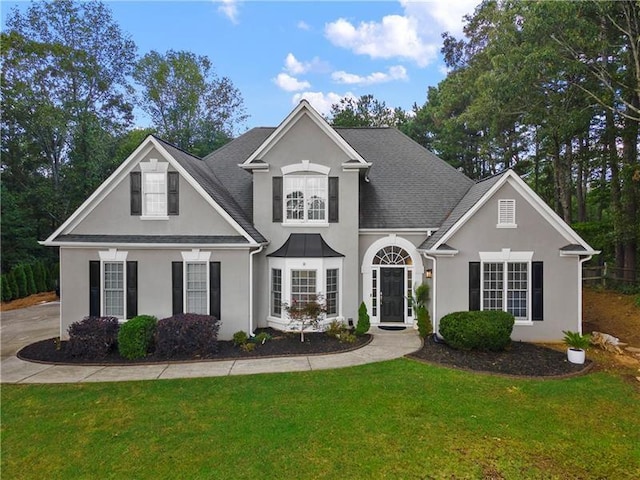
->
59;247;251;341
434;181;582;342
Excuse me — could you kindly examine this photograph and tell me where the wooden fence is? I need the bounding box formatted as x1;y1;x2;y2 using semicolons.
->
582;262;638;288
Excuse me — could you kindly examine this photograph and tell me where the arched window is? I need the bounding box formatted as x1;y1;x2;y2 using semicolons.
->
372;246;412;265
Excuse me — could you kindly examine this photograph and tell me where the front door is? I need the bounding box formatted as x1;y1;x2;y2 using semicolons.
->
380;267;404;322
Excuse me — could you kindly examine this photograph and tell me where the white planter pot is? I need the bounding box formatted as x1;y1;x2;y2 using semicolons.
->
567;348;586;364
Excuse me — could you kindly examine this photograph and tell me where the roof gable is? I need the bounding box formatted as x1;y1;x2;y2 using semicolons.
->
241;100;368;169
421;170;596;252
43;135;265;246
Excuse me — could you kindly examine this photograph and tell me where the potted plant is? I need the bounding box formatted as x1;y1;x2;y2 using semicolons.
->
562;330;591;364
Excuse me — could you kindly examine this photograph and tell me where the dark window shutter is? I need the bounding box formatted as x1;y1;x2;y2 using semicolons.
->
532;261;543;321
172;262;183;315
210;262;221;319
469;262;481;311
328;177;339;223
130;172;142;215
126;261;138;319
273;176;283;223
168;171;179;215
89;261;100;317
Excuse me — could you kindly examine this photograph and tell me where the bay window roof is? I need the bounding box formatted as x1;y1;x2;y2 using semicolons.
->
268;234;344;258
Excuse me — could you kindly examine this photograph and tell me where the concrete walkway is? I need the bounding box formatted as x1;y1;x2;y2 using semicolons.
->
1;302;422;384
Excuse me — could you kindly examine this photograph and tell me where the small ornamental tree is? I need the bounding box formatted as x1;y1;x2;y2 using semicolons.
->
283;294;327;342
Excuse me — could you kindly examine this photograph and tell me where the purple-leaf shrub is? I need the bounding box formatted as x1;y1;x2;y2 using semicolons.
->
154;313;220;358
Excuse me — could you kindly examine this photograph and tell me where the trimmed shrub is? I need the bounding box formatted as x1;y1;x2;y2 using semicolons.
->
355;302;370;336
240;342;256;352
13;265;28;298
233;330;248;346
49;263;59;292
24;264;37;295
439;311;514;351
252;332;272;344
118;315;158;359
67;316;120;358
154;313;220;358
338;332;357;344
415;305;432;339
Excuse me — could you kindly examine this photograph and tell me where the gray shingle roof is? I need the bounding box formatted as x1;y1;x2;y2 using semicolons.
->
419;172;506;250
203;128;274;220
54;234;248;244
336;128;474;228
202;127;474;230
153;136;267;244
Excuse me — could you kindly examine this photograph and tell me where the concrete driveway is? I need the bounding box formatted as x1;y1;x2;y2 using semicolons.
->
0;302;422;384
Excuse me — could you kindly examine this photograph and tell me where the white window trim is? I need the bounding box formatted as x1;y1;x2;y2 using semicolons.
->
283;174;328;224
98;249;128;319
267;257;343;328
270;268;282;318
140;159;169;220
181;250;211;315
479;250;533;325
281;160;331;175
497;199;517;228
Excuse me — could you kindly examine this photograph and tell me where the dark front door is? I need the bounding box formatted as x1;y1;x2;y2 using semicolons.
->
381;267;404;322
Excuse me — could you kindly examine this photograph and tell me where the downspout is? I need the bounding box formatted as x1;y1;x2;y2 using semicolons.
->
248;244;265;337
422;252;437;336
578;255;592;335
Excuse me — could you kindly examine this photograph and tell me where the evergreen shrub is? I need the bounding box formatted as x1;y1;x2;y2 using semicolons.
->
13;265;28;298
1;274;12;302
24;264;37;295
154;313;220;358
355;302;370;336
118;315;157;359
67;316;120;358
439;311;514;351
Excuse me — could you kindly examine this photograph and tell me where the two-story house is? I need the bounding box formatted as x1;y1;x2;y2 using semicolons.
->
43;101;598;342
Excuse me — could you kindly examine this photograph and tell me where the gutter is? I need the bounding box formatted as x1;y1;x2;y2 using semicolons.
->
248;244;266;336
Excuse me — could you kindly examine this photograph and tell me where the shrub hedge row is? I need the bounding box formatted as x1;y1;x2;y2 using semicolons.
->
1;261;58;302
67;313;221;359
439;310;515;351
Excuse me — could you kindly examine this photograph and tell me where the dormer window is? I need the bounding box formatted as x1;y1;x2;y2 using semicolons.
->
497;199;516;228
285;176;327;223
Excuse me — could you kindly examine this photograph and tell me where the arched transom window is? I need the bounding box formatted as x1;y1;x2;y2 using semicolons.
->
373;246;412;265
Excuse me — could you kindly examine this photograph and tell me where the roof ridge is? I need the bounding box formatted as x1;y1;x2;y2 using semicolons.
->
203;127;275;160
475;169;509;184
152;134;203;160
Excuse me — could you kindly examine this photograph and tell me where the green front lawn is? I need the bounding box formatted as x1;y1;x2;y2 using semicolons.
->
2;359;639;479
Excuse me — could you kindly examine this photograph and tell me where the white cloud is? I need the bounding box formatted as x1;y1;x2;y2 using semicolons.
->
438;64;450;76
400;0;478;37
292;91;356;116
297;20;310;31
324;1;477;68
332;65;408;86
273;73;311;92
216;0;239;24
284;53;329;75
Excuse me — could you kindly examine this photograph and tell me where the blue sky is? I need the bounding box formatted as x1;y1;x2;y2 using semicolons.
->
1;0;479;131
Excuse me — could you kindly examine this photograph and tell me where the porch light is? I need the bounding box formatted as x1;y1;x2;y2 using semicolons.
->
425;269;433;279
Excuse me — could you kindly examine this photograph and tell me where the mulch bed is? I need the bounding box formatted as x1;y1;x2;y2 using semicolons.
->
17;328;373;366
408;335;593;378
